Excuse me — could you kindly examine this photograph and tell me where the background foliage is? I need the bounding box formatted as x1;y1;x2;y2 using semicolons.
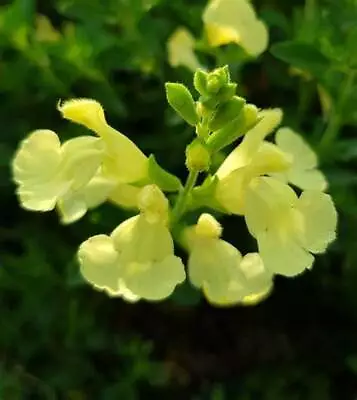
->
1;0;357;398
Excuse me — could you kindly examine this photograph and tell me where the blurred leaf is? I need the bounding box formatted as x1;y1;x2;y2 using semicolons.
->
335;139;357;161
271;41;331;76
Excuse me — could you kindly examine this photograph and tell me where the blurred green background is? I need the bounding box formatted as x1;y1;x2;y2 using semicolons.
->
1;0;357;398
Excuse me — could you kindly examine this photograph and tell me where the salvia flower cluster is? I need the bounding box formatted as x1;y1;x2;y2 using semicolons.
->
12;66;337;306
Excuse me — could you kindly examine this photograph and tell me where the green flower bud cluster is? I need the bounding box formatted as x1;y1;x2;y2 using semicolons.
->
165;66;259;168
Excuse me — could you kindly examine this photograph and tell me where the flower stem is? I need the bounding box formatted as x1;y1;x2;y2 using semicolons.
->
319;71;355;152
171;169;199;225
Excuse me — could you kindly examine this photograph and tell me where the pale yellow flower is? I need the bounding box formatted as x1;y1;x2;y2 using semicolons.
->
78;185;186;301
167;27;202;72
240;285;272;306
216;108;283;178
214;109;291;214
58;99;149;184
244;177;337;277
57;170;118;224
203;0;269;56
109;183;143;209
78;234;139;302
12;130;103;212
272;127;327;191
187;213;273;306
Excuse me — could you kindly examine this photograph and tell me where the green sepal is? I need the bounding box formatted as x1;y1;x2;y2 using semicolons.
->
188;175;228;213
206;113;246;152
207;104;261;152
199;95;219;110
194;69;209;95
216;83;237;103
208;96;246;131
148;154;182;192
198;84;237;112
207;65;230;94
165;82;198;126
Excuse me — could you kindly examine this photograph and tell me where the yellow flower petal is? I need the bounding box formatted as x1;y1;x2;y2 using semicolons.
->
241;285;272;306
239;252;272;294
111;215;173;264
195;213;223;239
59;98;149;184
244;178;336;277
274;127;327;191
60;136;103;190
78;234;121;294
187;214;273;306
109;183;142;209
203;0;269;56
190;239;247;305
12;130;61;186
244;176;298;236
257;230;314;276
16;181;70;211
205;24;240;47
214;110;287;216
12;130;69;211
123;255;185;301
167;27;202;71
137;184;169;224
57;194;87;224
188;213;249;305
189;238;242;289
286;168;327;191
239;20;268;56
251;141;292;175
114;279;141;302
296;191;337;254
57;173;117;224
275;127;317;170
215;166;253;214
217;108;283;179
58;99;106;133
110;212;185;301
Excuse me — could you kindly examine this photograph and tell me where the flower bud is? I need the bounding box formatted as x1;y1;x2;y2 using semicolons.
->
185;139;211;171
206;66;230;94
242;103;259;131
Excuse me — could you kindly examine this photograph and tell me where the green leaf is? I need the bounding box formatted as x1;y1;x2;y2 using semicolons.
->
165;82;198;126
336;139;357;161
148;154;182;192
271;41;331;75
